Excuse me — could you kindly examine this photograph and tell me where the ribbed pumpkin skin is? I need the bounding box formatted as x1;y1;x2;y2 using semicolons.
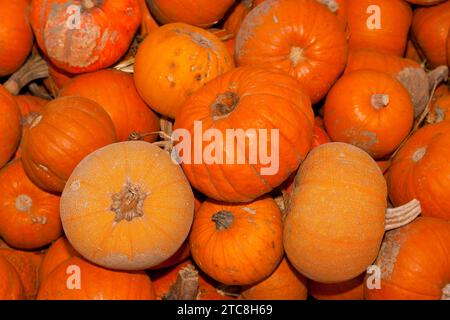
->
37;257;155;300
235;0;348;104
412;1;450;68
365;217;450;300
0;255;23;300
0;159;62;250
388;122;450;220
60;69;160;142
0;86;21;169
310;273;365;300
347;0;412;56
0;0;33;76
60;141;194;271
284;143;387;283
21;97;117;193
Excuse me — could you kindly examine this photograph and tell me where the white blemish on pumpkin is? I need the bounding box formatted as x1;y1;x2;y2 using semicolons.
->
273;15;279;24
15;195;33;212
242;207;256;215
412;147;427;162
70;180;81;191
38;164;49;172
289;47;305;67
442;284;450;300
377;229;402;280
31;115;43;128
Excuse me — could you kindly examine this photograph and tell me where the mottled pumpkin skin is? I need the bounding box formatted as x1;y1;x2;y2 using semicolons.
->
365;217;450;300
38;257;155;300
310;273;365;300
0;86;22;169
134;23;234;119
428;94;450;124
388;122;450;220
0;255;23;300
235;0;348;104
284;143;387;283
30;0;141;74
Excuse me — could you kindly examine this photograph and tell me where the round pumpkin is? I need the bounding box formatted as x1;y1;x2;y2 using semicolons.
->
190;197;284;286
347;0;412;56
0;159;62;250
0;255;23;300
235;0;348;104
30;0;141;74
310;273;365;300
388;121;450;220
174;67;314;202
240;257;308;300
0;86;21;169
38;256;155;300
148;0;235;28
324;70;414;159
21;96;117;193
365;217;450;300
60;141;194;270
0;0;33;76
134;23;234;119
60;69;160;142
284;143;387;283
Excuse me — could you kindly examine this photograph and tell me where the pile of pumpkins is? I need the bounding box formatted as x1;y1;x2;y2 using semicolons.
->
0;0;449;300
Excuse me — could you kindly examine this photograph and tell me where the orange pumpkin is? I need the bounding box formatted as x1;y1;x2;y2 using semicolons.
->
240;258;308;300
0;86;21;168
60;141;194;270
365;217;450;300
317;0;349;32
235;0;348;104
412;1;450;68
38;256;155;300
347;0;412;56
388;121;450;220
405;0;446;5
284;143;387;283
0;0;33;76
406;40;424;65
324;70;414;159
149;240;191;270
312;125;331;149
427;94;450;124
148;0;235;28
190;197;284;286
223;0;266;36
21;96;117;193
30;0;141;74
138;0;159;36
310;273;365;300
134;23;234;119
43;62;74;96
0;159;62;250
60;69;160;142
174;67;314;202
0;255;23;300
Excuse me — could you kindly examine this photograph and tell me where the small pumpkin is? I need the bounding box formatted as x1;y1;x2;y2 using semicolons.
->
310;273;365;300
0;255;23;300
30;0;142;74
21;96;117;193
60;141;194;270
427;94;450;124
235;0;348;104
222;0;266;36
324;70;414;159
365;217;450;300
37;256;155;300
0;86;21;169
134;23;234;119
189;197;284;286
0;159;62;250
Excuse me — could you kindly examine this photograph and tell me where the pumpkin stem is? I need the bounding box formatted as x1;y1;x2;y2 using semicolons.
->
371;94;390;110
110;181;148;223
427;66;449;91
212;210;235;231
164;264;199;300
442;284;450;300
3;52;49;96
82;0;98;9
385;199;421;231
211;92;239;121
316;0;339;12
396;67;429;118
289;47;304;67
15;195;33;212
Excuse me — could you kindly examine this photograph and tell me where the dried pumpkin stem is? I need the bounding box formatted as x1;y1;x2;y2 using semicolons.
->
110;181;147;222
385;199;421;231
28;83;52;100
427;66;449;88
442;284;450;300
211;92;239;121
371;94;390;110
212;210;235;231
114;57;135;73
289;47;304;67
164;265;199;300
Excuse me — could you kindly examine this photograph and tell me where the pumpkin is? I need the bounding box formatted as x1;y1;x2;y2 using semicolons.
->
447;32;450;67
240;257;308;300
39;237;80;283
189;197;283;286
0;159;62;250
0;248;44;300
0;255;23;300
365;217;450;300
427;94;450;124
405;0;446;5
406;40;424;65
134;23;234;119
0;86;21;169
37;256;155;300
235;0;348;104
388;121;450;220
223;0;266;36
138;0;159;36
312;125;331;149
30;0;141;74
411;1;450;68
324;70;414;159
347;0;412;56
21;96;117;193
310;273;365;300
317;0;349;32
148;0;235;28
149;239;191;270
0;0;33;76
284;143;387;283
60;141;194;270
174;67;314;202
60;69;160;142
